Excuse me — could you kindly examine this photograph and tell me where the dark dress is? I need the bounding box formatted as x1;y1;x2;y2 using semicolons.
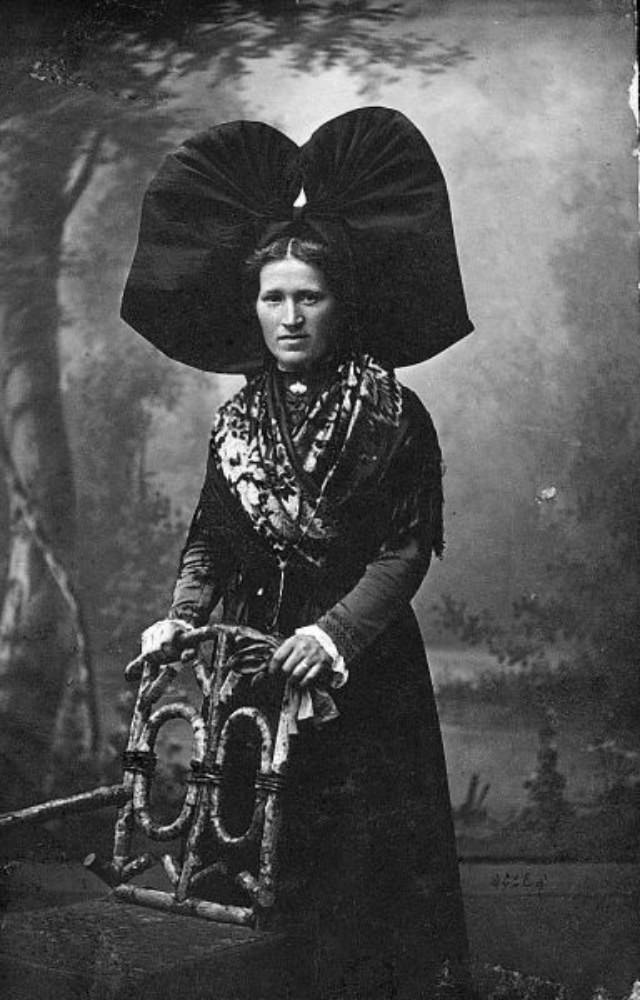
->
168;370;470;999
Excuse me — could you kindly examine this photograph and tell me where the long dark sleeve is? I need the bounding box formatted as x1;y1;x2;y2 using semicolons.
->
168;500;238;626
316;393;443;663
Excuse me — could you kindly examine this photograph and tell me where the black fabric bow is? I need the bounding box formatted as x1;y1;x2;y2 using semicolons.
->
121;106;473;373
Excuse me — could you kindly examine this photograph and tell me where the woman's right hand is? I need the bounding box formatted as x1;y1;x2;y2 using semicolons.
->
140;618;195;662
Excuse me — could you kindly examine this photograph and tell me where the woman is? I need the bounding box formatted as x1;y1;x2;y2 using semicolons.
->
123;108;474;998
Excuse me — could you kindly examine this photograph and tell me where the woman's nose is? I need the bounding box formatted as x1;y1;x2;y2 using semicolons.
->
282;299;303;329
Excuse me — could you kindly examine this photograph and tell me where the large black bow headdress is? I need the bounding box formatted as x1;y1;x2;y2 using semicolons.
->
121;107;473;372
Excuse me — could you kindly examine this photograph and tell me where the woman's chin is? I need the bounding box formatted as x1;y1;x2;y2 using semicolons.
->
278;361;312;373
274;350;316;372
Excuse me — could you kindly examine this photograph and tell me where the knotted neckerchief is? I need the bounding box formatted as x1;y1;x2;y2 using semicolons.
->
212;354;402;570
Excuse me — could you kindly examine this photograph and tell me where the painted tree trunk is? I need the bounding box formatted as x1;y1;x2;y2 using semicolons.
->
0;110;85;809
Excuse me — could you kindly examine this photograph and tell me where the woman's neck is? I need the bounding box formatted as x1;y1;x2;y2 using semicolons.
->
276;355;341;386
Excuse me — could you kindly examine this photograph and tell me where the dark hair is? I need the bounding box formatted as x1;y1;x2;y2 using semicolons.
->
245;232;344;293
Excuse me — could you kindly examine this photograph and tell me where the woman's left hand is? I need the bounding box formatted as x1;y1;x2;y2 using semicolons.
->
268;634;333;688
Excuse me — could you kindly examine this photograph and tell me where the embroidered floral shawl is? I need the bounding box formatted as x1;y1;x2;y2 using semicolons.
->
211;355;403;569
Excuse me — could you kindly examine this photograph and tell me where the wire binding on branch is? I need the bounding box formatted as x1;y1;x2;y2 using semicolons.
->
121;749;156;775
255;771;286;795
188;759;223;786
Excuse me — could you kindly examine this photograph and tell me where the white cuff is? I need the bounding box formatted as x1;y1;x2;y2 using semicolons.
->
295;624;349;689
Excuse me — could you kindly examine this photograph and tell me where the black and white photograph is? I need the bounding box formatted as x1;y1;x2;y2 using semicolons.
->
0;2;637;998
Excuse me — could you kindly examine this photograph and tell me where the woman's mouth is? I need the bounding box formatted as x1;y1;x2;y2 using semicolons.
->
279;333;308;343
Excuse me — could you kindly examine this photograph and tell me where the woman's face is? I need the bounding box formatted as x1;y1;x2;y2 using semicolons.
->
256;258;339;372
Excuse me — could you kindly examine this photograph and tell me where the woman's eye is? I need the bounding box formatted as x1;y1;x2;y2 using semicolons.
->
301;293;320;305
261;293;282;304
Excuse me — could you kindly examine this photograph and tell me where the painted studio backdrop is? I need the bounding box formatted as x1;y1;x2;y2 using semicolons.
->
0;1;637;994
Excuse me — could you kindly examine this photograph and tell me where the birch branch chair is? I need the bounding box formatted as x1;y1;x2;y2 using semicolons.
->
0;624;298;931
